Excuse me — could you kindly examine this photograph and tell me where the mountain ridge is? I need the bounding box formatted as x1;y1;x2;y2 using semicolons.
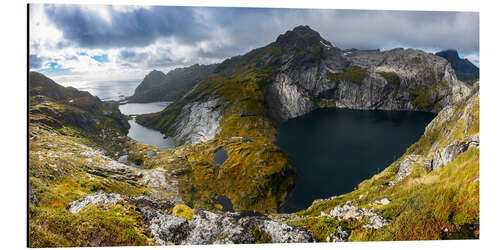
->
137;25;472;145
128;64;218;103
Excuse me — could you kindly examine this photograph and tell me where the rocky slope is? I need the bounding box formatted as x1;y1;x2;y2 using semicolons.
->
29;72;304;247
128;64;217;103
137;25;472;144
436;49;479;84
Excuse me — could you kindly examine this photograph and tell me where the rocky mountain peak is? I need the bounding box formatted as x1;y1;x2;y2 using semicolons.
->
147;69;166;78
436;49;459;58
275;25;335;52
435;49;479;84
133;70;167;96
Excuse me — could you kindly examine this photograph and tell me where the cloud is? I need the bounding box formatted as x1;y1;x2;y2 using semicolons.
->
29;54;45;69
465;54;480;67
30;4;479;84
43;5;214;49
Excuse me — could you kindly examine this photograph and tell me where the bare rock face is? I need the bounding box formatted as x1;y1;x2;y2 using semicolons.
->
266;74;316;123
431;134;480;170
263;27;472;124
67;191;122;214
169;98;223;146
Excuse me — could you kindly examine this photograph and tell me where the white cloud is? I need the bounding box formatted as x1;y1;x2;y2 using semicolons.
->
465;54;480;67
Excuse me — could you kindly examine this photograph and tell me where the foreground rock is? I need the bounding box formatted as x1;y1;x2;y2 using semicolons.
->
320;201;389;230
68;193;313;245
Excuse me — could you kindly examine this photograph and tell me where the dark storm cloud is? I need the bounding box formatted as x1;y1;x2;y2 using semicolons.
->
203;8;479;54
306;10;479;53
44;5;213;48
119;50;149;63
42;5;479;65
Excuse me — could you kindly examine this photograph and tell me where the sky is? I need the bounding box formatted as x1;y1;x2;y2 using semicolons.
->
29;4;480;84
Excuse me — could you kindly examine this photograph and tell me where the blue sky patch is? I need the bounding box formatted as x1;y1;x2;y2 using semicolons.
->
91;54;109;63
39;62;73;75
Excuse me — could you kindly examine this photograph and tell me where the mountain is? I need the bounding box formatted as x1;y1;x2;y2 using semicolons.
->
128;64;218;103
436;49;479;84
137;25;472;146
29;71;129;133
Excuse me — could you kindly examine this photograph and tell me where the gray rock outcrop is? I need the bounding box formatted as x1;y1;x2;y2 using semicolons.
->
168;98;223;146
431;134;479;170
320;201;389;230
67;191;122;214
129;196;313;245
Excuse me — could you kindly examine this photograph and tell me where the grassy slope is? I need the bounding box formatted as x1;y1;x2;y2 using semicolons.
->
29;71;297;246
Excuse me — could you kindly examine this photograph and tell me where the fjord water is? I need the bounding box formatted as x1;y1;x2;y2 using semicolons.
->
276;108;436;212
119;102;174;149
59;80;140;101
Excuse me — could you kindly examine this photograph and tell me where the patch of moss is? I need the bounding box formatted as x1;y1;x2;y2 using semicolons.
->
410;81;448;112
328;65;368;84
249;227;272;243
378;72;401;87
173;204;195;220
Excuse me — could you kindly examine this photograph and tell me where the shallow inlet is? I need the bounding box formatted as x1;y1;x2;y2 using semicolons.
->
119;102;174;149
275;108;436;213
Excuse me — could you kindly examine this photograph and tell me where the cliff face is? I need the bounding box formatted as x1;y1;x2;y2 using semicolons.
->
137;25;472;144
128;64;217;103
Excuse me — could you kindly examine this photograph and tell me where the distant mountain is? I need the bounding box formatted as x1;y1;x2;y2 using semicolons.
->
29;71;129;133
435;49;479;84
128;64;218;103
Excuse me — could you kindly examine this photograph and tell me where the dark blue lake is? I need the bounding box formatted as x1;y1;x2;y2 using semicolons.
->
276;108;436;212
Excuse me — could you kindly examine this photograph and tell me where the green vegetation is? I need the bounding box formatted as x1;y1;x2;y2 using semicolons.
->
378;72;401;87
173;204;195;220
29;204;152;247
328;65;368;84
410;81;448;111
249;227;273;243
